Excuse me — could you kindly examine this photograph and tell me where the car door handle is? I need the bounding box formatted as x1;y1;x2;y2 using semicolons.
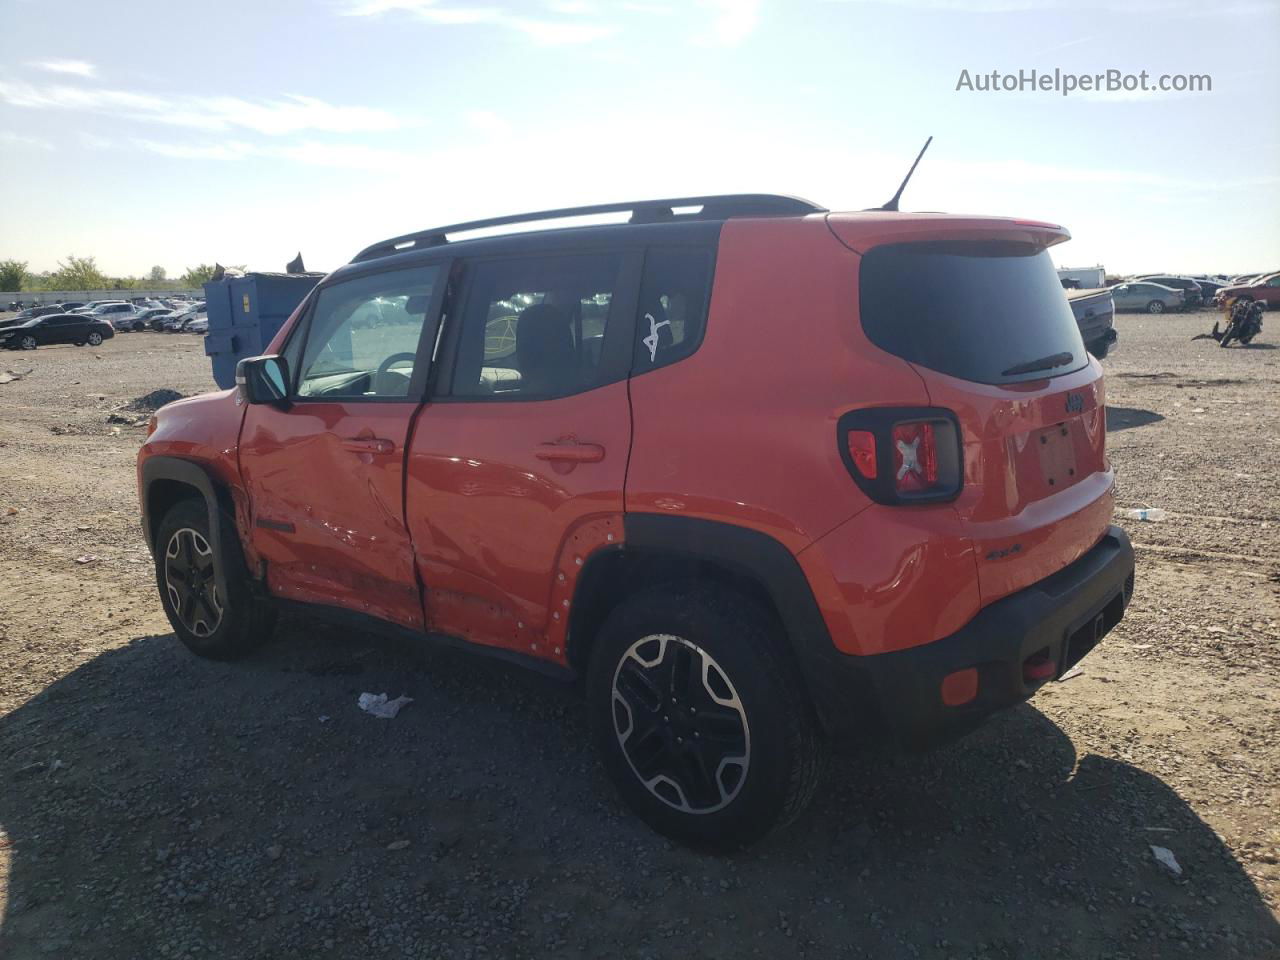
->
535;442;605;463
342;437;395;455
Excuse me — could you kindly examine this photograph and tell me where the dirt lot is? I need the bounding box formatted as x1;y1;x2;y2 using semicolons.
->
1;314;1277;960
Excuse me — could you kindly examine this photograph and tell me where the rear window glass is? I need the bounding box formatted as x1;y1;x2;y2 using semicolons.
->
860;241;1087;385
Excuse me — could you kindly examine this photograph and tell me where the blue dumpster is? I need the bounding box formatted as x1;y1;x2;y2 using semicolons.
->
204;272;324;389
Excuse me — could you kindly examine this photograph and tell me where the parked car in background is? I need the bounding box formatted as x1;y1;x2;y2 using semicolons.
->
0;313;115;350
126;308;173;331
1195;279;1227;303
1056;266;1106;289
1214;271;1280;309
162;306;206;331
91;303;139;325
185;316;209;335
1111;281;1185;314
71;300;126;314
10;304;65;321
1066;287;1118;358
1133;275;1203;306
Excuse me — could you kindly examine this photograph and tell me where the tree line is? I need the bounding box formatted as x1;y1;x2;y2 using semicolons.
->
0;257;221;292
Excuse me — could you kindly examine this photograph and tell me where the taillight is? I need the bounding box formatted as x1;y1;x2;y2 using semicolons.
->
837;408;961;504
845;430;877;480
891;421;938;492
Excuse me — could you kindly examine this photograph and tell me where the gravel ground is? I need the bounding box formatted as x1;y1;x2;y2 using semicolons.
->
1;314;1278;960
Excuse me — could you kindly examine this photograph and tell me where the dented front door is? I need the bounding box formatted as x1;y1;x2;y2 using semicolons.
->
239;263;445;631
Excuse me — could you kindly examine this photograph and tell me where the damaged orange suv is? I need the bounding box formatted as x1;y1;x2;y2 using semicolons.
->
139;194;1134;848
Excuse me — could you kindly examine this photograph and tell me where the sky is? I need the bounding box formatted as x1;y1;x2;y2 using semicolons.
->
1;0;1277;279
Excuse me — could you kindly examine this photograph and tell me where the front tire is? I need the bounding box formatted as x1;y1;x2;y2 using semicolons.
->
1147;300;1165;314
87;331;103;346
19;335;37;350
154;498;276;659
588;585;823;851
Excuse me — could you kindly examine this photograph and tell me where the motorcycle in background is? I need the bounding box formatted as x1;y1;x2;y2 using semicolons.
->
1192;298;1264;347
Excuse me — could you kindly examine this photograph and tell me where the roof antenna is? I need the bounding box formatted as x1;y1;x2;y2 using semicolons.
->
877;136;933;212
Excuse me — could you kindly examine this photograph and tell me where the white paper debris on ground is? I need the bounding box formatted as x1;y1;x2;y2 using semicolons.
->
1060;665;1085;681
1150;845;1183;876
74;555;99;565
357;692;414;719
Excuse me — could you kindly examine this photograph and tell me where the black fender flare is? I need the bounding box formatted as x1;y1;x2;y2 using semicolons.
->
140;456;237;603
619;513;867;736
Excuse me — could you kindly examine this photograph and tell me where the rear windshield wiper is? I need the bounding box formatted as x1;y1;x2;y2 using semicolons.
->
1000;351;1075;377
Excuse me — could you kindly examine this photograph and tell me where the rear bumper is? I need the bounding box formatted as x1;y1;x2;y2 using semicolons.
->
818;526;1134;747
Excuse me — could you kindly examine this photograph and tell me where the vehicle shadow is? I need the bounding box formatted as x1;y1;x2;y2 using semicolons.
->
1106;405;1165;432
1;621;1276;959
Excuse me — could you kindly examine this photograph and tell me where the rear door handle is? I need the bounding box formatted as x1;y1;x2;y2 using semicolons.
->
535;442;605;463
342;437;396;455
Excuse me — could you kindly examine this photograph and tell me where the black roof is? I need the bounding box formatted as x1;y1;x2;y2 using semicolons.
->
349;194;826;265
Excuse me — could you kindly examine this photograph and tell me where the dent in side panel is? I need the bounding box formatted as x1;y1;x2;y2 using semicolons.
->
798;505;981;656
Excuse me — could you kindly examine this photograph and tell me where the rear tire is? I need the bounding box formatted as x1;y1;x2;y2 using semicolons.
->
1147;300;1165;314
587;585;824;851
154;498;276;660
87;331;103;346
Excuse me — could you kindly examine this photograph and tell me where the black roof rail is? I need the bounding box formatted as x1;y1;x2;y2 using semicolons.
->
350;194;827;263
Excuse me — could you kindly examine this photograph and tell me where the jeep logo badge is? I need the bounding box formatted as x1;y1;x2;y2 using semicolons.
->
1065;392;1084;413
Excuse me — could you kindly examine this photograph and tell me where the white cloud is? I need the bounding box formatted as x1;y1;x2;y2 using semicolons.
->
819;0;1269;13
132;137;415;172
466;109;511;135
341;0;760;45
695;0;761;45
0;80;405;135
29;59;96;77
0;131;54;150
341;0;619;44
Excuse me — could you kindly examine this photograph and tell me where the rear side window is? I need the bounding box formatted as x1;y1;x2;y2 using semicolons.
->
634;248;714;371
860;241;1087;385
451;253;626;399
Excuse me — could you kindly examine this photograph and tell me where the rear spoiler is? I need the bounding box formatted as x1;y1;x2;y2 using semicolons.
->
826;213;1070;255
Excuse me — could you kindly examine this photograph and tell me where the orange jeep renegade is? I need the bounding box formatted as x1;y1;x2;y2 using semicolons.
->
139;195;1135;849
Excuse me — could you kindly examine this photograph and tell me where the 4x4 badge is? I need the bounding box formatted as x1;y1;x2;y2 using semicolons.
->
1065;392;1084;413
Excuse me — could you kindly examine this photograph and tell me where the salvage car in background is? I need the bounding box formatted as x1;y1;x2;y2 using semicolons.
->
1066;287;1118;358
1111;280;1185;314
70;300;127;314
1214;271;1280;308
163;307;207;332
0;313;115;350
124;308;173;331
1134;275;1203;306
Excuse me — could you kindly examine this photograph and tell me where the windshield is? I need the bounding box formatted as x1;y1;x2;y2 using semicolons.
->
859;240;1088;385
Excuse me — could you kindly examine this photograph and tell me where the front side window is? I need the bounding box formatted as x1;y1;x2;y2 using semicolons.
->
295;265;440;400
451;254;624;398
